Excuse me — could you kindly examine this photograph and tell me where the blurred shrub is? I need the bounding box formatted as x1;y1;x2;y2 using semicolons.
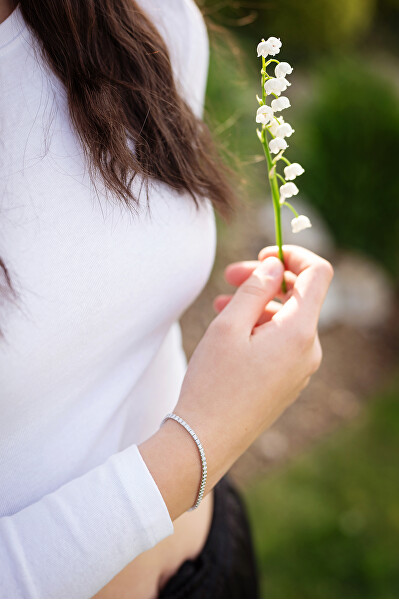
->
261;0;376;57
375;0;399;49
200;0;376;58
244;372;399;598
377;0;399;11
296;58;399;279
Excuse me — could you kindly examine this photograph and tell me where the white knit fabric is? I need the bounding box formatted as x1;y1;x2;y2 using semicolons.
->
0;1;216;597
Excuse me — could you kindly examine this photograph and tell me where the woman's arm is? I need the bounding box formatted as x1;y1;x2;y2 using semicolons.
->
0;444;174;599
139;245;333;522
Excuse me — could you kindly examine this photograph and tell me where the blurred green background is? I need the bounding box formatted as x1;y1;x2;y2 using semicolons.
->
183;1;399;597
201;0;399;278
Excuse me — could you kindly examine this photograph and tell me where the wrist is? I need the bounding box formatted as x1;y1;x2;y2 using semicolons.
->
161;413;207;511
138;418;204;522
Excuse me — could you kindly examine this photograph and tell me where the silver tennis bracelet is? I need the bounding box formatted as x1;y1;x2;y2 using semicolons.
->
160;412;207;511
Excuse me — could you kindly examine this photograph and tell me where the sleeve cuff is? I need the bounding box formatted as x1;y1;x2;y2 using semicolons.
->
127;444;175;547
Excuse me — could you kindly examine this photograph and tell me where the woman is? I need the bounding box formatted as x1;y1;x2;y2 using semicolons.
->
0;0;333;598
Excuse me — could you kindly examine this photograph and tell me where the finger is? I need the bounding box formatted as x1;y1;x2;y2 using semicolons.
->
213;294;232;313
257;245;334;328
224;261;258;287
255;300;283;326
218;256;284;332
214;295;282;325
225;261;296;300
275;271;296;300
258;245;332;278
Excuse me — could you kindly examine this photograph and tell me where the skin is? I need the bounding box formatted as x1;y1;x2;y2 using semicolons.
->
1;3;334;597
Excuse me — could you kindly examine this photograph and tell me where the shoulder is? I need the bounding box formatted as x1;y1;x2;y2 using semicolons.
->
137;0;209;117
140;0;207;43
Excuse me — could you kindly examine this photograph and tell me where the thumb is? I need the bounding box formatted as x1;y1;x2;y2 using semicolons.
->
221;256;284;331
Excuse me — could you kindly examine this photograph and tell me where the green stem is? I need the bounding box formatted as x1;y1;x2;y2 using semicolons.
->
276;173;286;185
282;200;299;218
261;55;286;292
279;155;291;166
264;59;280;78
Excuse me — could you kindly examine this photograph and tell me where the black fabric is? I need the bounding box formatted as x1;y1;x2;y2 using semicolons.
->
158;474;260;599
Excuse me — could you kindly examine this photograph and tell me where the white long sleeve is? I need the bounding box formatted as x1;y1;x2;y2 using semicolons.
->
0;0;215;598
0;445;173;598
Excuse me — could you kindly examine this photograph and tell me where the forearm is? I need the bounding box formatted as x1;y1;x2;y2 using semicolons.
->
138;412;249;522
0;444;174;599
138;419;205;522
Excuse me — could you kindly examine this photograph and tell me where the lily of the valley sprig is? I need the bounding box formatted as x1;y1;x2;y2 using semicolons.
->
256;36;311;290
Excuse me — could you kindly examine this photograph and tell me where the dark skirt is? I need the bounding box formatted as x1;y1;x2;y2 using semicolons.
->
158;474;260;599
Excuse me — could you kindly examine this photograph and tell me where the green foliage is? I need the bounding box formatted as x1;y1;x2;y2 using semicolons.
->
243;373;399;598
203;9;399;278
261;0;376;56
200;0;376;57
204;35;267;195
294;57;399;278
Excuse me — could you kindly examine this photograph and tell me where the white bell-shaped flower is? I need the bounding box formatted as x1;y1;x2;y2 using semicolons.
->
291;215;312;233
258;37;282;57
257;40;273;58
279;77;291;92
280;182;299;198
284;163;305;180
275;62;293;78
256;105;274;125
266;37;282;55
268;116;283;137
264;78;283;96
271;96;291;112
264;77;290;96
276;122;295;138
269;137;288;154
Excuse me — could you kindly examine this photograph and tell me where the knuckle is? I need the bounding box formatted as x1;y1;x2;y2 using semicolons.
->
318;258;334;281
309;347;323;374
307;336;323;374
257;245;278;261
210;315;236;337
257;246;269;260
241;282;268;298
293;322;314;350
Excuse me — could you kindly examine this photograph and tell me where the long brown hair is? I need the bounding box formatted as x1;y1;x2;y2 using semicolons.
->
1;0;237;328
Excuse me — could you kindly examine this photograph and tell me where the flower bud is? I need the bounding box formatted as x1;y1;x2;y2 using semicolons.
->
280;182;299;198
266;37;282;55
271;96;290;112
264;78;282;96
269;137;288;154
284;163;305;181
264;77;290;96
276;123;294;138
268;116;283;137
291;215;312;233
257;40;273;58
256;105;274;125
257;36;282;57
275;62;293;78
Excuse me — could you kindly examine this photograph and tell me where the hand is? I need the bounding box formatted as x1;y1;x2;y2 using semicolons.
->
214;258;295;327
139;245;333;520
174;245;333;487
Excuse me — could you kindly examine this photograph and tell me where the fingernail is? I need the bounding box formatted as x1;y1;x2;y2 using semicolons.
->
254;256;283;278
